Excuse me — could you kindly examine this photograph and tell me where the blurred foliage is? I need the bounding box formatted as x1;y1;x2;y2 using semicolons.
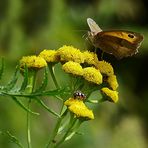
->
0;0;148;147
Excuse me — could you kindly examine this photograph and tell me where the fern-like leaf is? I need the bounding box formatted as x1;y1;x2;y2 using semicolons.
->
35;97;60;117
11;96;39;115
0;130;24;148
32;88;65;96
4;65;19;91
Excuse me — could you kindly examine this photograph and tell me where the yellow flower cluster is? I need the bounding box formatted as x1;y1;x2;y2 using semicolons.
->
19;45;119;103
62;61;102;84
83;51;98;65
95;60;114;76
94;60;118;103
83;67;102;85
57;45;84;63
39;49;59;63
101;87;118;103
58;46;118;97
64;98;94;120
20;56;47;69
62;61;83;76
107;75;118;90
58;45;119;103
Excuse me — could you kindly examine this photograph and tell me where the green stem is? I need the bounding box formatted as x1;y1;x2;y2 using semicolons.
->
46;116;62;148
55;116;77;147
25;70;36;93
26;70;36;148
48;65;59;89
46;64;70;147
64;120;83;141
45;105;67;148
27;100;32;148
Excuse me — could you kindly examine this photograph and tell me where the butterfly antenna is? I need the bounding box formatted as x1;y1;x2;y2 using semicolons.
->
73;29;88;33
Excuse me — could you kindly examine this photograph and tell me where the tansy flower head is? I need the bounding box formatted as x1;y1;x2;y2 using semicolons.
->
64;98;94;120
64;98;77;106
20;56;47;69
107;75;119;90
83;67;102;85
83;51;99;66
39;49;59;63
95;61;114;76
101;87;119;103
62;61;83;76
57;45;84;63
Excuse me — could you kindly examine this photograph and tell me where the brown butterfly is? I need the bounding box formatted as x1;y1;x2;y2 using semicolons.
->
87;18;144;59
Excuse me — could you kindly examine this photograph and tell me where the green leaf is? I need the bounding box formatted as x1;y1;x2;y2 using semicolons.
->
34;67;48;93
4;65;19;91
0;130;24;148
32;88;65;96
0;57;4;80
11;96;39;115
1;88;65;98
87;99;99;104
19;65;28;92
35;97;60;117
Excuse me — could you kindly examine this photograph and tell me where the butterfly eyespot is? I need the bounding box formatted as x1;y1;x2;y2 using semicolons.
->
128;34;134;38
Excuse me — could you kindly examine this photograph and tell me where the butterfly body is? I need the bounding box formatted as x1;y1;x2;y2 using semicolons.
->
87;18;144;59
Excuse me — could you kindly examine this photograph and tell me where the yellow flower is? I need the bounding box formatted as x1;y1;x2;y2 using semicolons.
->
57;45;84;63
83;51;98;65
64;98;94;120
107;75;119;90
20;56;47;69
83;67;102;85
65;98;77;106
101;87;118;103
39;49;59;63
95;61;114;76
62;61;83;76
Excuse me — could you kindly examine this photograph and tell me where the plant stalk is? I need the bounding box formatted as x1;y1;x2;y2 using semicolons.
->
26;70;36;148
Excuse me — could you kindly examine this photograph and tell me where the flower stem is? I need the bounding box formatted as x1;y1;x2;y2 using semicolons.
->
26;70;36;148
46;64;69;147
55;116;77;147
45;105;67;148
27;100;32;148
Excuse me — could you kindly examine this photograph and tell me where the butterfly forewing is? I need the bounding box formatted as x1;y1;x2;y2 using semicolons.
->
87;18;102;34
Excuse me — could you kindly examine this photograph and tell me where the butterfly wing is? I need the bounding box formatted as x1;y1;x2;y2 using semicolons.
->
87;18;102;34
92;30;144;59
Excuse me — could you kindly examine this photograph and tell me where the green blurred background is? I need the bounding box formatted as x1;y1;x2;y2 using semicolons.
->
0;0;148;147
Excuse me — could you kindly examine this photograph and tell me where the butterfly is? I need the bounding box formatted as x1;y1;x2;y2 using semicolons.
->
87;18;144;59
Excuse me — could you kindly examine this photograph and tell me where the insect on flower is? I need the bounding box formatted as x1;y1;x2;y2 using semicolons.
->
73;91;86;100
